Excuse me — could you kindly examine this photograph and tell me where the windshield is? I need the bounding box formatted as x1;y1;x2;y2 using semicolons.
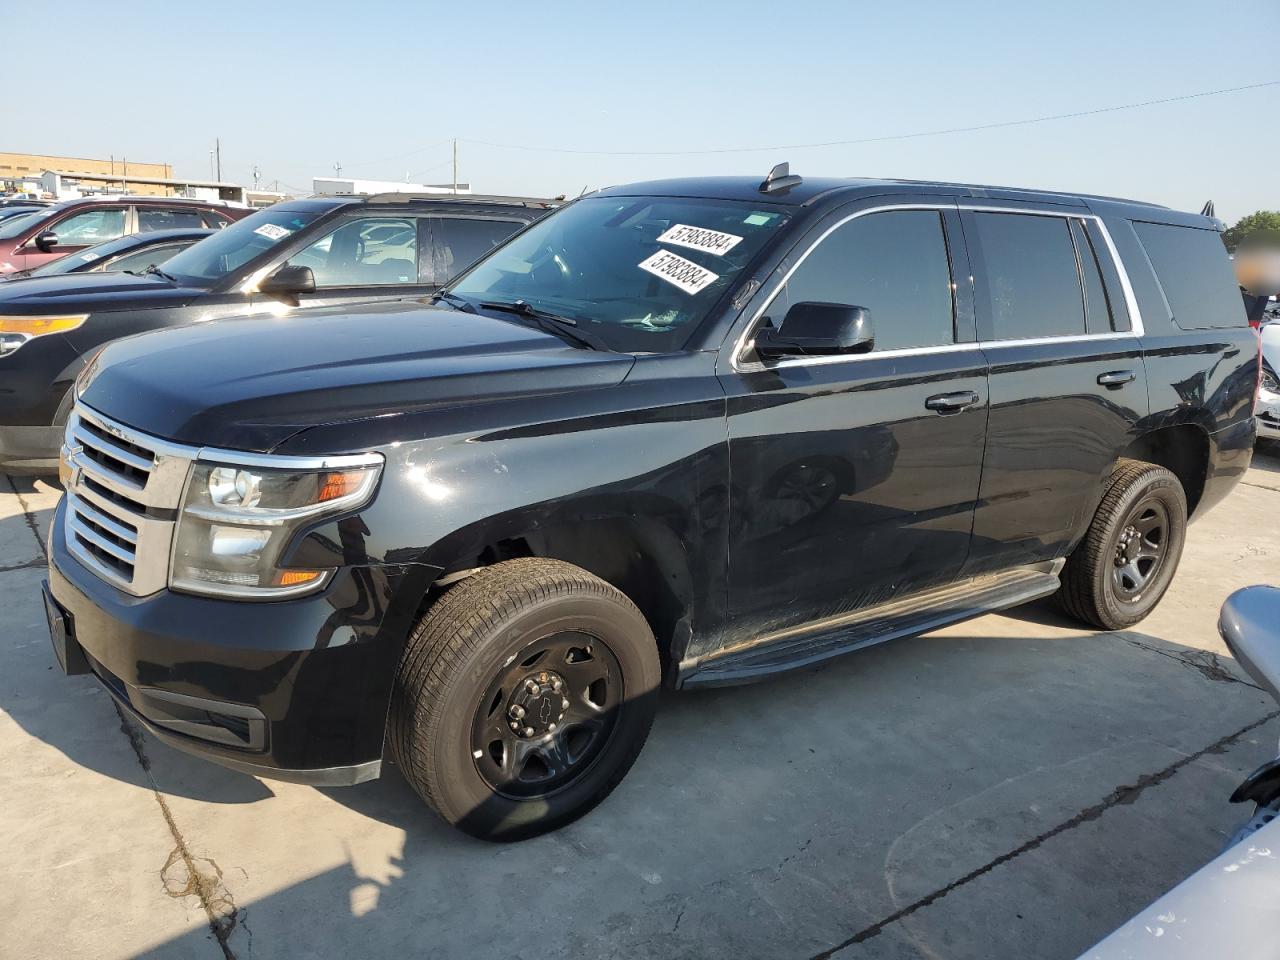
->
161;205;326;284
446;196;791;352
26;233;146;277
0;206;55;240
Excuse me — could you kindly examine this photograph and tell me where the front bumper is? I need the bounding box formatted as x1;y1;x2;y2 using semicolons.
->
47;498;423;786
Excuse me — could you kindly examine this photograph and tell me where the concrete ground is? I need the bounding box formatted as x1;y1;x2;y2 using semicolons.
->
3;445;1279;960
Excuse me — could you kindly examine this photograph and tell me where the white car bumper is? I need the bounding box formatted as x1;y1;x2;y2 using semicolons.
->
1258;386;1280;440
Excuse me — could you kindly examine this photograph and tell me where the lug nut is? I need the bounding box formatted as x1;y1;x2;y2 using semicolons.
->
527;681;541;696
538;672;549;682
561;698;570;710
509;705;525;719
510;721;521;732
523;726;535;738
548;723;557;732
552;679;564;693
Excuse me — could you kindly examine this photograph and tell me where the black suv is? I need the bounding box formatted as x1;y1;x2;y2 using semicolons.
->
0;193;556;474
45;170;1258;841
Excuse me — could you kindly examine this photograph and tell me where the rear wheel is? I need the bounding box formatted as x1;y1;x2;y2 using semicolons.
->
389;558;661;841
1056;458;1187;630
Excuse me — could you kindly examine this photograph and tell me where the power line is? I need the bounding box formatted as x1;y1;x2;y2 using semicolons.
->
461;79;1280;158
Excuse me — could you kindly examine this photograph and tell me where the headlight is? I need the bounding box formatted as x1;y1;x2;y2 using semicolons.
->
170;454;383;599
0;314;88;357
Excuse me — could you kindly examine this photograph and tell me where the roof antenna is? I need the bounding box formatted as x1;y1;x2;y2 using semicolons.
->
1200;200;1215;218
760;161;803;195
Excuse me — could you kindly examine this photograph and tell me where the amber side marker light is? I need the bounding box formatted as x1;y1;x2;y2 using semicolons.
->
0;315;89;336
274;570;326;588
317;470;369;503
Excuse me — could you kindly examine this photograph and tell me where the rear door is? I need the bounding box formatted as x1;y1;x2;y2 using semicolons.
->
720;199;989;636
960;204;1149;574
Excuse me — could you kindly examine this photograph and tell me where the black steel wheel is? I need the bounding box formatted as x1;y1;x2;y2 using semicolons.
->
1110;498;1171;602
470;632;623;800
389;558;661;842
1057;458;1188;630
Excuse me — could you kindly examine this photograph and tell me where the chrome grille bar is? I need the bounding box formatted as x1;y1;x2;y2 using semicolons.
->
62;403;197;596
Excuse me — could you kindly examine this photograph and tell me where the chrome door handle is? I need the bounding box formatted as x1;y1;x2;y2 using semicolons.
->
1097;370;1136;387
925;390;980;414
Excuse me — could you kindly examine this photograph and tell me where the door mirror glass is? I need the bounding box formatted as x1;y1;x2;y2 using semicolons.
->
258;264;316;303
754;302;874;359
33;230;59;253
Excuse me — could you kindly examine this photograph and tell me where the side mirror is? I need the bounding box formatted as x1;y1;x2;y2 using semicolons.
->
33;230;58;253
754;302;873;359
258;264;316;304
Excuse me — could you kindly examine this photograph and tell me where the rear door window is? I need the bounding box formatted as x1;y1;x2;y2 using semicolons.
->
1131;221;1245;329
137;206;206;231
428;217;522;284
772;209;956;351
972;213;1085;340
1070;219;1115;334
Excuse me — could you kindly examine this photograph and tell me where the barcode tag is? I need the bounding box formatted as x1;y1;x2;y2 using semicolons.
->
638;250;720;294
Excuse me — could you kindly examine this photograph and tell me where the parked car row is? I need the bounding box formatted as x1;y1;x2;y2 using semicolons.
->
0;195;248;277
0;192;557;473
34;166;1265;841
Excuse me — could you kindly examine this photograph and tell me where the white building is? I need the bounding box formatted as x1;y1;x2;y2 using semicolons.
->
312;177;471;196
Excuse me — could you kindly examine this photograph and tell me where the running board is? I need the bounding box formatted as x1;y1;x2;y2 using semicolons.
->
678;561;1064;688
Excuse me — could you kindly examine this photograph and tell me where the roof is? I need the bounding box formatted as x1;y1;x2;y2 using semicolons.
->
353;192;561;208
593;175;1171;212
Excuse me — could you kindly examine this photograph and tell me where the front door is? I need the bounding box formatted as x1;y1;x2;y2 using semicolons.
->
719;200;989;640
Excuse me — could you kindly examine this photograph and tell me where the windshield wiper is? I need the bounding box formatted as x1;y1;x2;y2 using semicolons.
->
142;264;178;283
477;299;611;352
429;290;477;313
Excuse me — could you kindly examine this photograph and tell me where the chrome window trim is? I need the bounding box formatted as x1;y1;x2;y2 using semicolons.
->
729;202;1147;373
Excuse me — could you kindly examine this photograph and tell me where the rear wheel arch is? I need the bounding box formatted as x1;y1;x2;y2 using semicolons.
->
1119;422;1210;515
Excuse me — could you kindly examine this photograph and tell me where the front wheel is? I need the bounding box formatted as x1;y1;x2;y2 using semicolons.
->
1056;458;1188;630
389;558;661;841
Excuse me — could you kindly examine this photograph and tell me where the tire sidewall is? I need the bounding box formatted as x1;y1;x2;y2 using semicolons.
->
426;593;660;841
1093;471;1187;628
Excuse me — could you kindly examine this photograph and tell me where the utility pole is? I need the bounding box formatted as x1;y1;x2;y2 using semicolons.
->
252;165;261;189
452;139;458;194
215;138;222;181
334;161;342;179
209;149;215;180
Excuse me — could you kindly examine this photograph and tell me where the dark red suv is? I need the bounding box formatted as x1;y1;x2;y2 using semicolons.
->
0;196;249;276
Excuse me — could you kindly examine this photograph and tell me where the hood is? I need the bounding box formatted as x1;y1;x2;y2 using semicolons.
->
0;271;202;312
78;301;636;451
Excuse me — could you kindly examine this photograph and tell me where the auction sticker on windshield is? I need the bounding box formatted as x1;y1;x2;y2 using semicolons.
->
657;224;743;257
638;250;720;294
253;223;292;242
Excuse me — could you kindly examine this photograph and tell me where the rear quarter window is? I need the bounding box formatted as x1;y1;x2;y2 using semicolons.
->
1131;221;1245;330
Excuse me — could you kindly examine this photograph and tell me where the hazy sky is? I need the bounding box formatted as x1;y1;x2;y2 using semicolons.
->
8;0;1278;223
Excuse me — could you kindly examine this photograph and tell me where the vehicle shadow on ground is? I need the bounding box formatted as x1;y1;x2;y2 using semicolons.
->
1251;440;1280;475
112;620;1277;960
0;473;274;804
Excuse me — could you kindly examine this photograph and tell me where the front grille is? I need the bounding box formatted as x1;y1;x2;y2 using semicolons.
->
62;403;196;595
